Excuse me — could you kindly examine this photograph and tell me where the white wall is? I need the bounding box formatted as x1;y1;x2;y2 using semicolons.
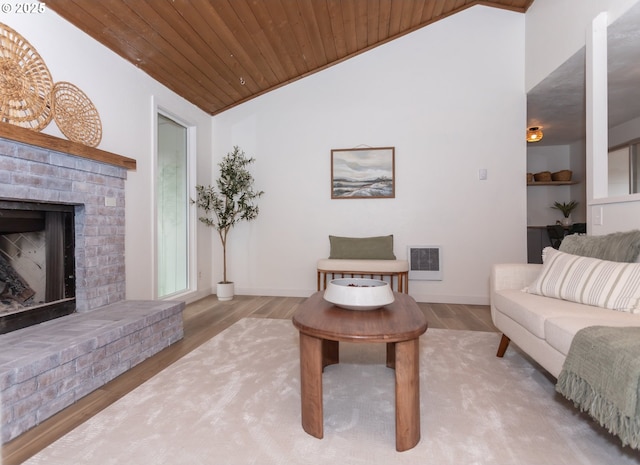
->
212;6;527;305
610;115;640;146
525;0;639;92
3;8;214;304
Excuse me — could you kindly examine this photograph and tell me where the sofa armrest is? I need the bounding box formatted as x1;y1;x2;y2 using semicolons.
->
490;263;542;293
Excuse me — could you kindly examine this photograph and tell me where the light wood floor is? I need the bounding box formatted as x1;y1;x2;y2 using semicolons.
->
2;295;497;465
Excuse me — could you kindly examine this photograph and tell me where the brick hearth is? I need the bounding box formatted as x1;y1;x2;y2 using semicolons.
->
0;300;184;443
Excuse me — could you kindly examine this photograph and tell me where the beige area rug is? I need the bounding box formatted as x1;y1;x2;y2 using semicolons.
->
24;318;640;465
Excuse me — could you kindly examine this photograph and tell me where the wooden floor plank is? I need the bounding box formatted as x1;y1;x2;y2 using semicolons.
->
2;295;496;465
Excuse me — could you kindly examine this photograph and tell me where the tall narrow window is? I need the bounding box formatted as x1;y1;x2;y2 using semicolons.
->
157;114;188;297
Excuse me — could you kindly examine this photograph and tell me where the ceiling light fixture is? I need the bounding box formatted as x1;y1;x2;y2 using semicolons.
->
526;126;543;143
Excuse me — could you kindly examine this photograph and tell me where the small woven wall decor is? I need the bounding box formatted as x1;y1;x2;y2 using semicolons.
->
0;22;54;130
52;81;102;147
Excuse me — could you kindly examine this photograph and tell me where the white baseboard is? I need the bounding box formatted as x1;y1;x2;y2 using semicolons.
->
234;287;489;306
409;292;489;306
235;287;313;298
174;288;212;305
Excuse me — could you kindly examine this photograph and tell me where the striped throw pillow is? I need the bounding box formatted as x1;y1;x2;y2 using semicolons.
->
526;247;640;313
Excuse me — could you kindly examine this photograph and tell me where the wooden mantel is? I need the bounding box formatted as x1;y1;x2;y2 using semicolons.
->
0;122;136;170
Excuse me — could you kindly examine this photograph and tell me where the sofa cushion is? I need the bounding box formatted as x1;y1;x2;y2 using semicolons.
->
317;258;409;273
328;235;396;260
493;289;593;338
526;248;640;313
545;314;640;356
559;229;640;262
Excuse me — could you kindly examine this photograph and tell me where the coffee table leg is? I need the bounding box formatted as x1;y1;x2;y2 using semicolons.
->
299;332;324;439
322;339;339;369
386;342;395;369
394;338;420;452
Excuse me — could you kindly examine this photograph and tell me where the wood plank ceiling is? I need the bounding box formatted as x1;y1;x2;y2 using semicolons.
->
46;0;534;115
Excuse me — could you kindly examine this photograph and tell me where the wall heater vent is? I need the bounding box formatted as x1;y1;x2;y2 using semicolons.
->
408;246;442;281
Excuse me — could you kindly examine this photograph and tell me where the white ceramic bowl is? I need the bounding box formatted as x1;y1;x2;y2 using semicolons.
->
323;278;395;310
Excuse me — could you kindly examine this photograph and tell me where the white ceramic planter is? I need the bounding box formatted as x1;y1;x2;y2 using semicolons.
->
217;282;234;301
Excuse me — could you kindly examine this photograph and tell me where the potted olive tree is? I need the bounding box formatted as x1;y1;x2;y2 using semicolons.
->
193;146;264;301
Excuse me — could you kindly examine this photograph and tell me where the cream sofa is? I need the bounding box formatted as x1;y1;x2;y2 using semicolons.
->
490;230;640;378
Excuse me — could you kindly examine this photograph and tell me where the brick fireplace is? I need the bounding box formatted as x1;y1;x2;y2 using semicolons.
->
0;200;77;333
0;131;184;444
0;136;127;313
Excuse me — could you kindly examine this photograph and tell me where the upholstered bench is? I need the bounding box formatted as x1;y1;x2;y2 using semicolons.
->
317;235;409;293
317;258;409;293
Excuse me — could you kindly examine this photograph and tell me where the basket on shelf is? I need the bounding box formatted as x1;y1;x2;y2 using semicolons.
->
52;81;102;147
527;173;533;183
533;171;552;182
552;170;572;182
0;22;54;130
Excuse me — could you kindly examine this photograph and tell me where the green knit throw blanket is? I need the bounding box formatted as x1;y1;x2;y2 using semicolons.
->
556;326;640;449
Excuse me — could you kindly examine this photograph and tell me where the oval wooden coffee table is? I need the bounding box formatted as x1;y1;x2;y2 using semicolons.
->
292;290;428;451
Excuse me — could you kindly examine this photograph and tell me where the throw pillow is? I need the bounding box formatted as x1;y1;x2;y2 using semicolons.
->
559;229;640;262
526;247;640;313
328;235;396;260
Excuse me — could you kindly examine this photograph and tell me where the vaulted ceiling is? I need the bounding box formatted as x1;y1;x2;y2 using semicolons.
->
46;0;534;115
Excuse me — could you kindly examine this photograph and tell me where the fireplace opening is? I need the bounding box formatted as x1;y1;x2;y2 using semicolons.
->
0;200;76;334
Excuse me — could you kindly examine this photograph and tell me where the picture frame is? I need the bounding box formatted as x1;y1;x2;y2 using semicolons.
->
331;147;395;199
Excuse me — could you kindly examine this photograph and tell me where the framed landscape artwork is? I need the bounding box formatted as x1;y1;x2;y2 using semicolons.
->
331;147;395;199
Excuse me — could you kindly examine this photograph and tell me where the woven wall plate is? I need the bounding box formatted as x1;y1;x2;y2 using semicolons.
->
0;22;53;130
52;81;102;147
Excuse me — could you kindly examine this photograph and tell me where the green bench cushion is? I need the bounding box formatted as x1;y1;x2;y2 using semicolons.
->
328;235;396;260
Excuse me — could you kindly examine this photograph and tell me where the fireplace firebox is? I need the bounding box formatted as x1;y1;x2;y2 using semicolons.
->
0;200;76;333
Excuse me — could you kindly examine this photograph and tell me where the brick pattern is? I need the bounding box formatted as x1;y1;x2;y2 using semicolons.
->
0;138;185;444
0;300;185;443
0;137;127;311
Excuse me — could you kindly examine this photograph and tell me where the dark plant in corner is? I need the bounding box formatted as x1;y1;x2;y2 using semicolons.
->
551;200;579;218
193;146;264;286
